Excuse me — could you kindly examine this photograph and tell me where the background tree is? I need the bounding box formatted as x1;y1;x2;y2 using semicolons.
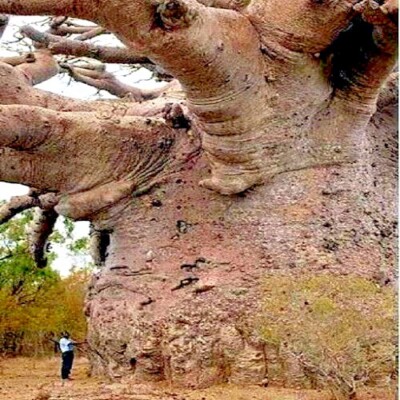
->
0;204;89;356
0;0;397;395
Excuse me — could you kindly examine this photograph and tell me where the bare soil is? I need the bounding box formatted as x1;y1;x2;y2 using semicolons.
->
0;357;395;400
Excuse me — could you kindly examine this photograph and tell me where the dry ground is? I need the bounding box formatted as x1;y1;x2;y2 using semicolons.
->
0;357;395;400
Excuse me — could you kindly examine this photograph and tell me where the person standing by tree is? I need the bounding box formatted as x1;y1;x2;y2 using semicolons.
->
59;331;80;384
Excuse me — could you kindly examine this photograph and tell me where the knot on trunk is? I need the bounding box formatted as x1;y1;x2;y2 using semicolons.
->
162;102;191;130
155;0;197;31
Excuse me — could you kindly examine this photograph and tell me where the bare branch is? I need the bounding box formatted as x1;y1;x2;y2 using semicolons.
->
61;63;179;101
0;59;181;117
0;194;39;224
51;24;99;35
75;26;107;41
49;16;68;29
0;50;58;87
20;25;151;65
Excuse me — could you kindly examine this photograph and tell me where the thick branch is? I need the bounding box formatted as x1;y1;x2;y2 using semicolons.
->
0;53;36;66
0;104;199;219
245;0;361;53
0;59;180;118
92;1;265;101
21;25;151;65
0;0;272;196
28;207;58;268
15;49;59;85
0;51;58;95
0;0;96;20
11;0;262;102
0;194;39;224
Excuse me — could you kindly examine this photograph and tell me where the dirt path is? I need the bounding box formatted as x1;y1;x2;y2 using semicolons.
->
0;357;394;400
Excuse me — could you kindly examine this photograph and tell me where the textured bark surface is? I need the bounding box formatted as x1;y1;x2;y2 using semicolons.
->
0;0;397;391
84;83;397;387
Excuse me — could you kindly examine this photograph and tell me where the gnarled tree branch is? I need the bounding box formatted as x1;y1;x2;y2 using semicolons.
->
20;25;151;65
0;194;39;224
61;63;179;101
28;207;58;268
0;104;199;219
244;0;361;53
0;57;182;118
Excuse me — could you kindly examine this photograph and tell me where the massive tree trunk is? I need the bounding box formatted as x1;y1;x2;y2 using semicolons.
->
0;0;397;390
84;82;397;387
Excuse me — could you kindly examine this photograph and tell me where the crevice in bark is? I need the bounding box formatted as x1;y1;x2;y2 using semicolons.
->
89;224;112;266
320;16;376;90
171;276;199;291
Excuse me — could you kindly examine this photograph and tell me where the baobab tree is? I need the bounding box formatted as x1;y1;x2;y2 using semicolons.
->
0;0;397;393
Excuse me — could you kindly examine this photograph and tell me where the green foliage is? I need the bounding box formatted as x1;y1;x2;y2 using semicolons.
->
0;208;59;302
261;273;396;400
0;208;91;356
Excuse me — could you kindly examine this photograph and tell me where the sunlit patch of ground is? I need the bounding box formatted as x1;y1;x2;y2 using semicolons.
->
0;357;395;400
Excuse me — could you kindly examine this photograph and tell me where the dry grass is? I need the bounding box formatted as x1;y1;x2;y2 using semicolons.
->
0;357;395;400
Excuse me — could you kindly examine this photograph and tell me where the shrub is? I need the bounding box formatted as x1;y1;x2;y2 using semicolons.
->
261;273;396;400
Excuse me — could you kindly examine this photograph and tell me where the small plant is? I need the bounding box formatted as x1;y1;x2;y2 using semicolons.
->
261;273;396;400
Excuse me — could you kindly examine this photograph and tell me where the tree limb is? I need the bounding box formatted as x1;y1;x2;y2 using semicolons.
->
61;63;179;101
0;0;270;195
0;194;39;224
0;53;36;66
75;26;107;41
15;49;59;85
0;58;180;117
0;0;96;20
51;24;102;36
20;25;151;65
245;0;362;53
28;207;58;268
0;104;199;219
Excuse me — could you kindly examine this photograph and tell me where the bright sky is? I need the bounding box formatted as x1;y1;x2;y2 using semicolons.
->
0;16;160;275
